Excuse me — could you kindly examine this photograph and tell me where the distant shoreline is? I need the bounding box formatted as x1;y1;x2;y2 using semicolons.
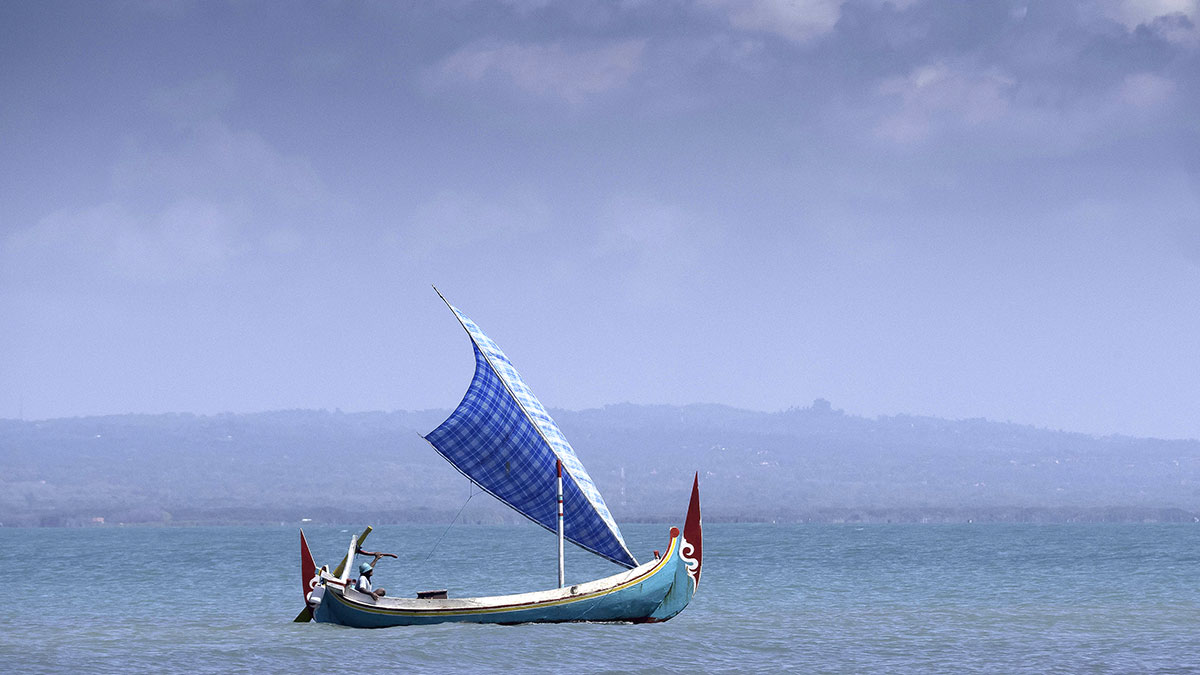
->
5;407;1200;528
7;505;1198;528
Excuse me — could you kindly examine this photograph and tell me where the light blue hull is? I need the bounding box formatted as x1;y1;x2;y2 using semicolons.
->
312;527;698;627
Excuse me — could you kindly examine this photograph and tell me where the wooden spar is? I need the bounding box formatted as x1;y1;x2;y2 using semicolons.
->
557;459;565;588
340;535;358;584
331;526;373;578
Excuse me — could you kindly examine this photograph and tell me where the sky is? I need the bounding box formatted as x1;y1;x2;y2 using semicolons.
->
1;0;1198;439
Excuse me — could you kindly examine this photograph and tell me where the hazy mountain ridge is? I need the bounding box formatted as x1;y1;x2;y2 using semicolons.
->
2;401;1198;526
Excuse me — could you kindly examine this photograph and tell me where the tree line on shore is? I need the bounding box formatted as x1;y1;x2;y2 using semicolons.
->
2;402;1198;526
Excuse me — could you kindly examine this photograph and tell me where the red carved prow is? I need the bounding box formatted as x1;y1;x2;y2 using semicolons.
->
682;472;702;587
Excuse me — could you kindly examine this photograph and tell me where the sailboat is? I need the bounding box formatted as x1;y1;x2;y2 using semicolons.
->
295;290;702;626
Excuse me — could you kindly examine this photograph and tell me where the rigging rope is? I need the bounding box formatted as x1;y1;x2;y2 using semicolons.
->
423;481;477;562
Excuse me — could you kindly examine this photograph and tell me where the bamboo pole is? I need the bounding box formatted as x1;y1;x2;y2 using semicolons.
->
557;459;565;588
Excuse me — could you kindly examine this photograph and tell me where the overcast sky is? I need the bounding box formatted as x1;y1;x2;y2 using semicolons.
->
1;0;1198;438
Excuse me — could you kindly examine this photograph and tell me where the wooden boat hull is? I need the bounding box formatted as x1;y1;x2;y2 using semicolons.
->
306;475;703;627
312;527;691;627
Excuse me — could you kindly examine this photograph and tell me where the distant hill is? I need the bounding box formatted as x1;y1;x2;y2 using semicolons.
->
2;401;1198;526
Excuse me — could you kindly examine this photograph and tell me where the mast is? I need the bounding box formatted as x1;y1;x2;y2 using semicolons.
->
557;459;565;587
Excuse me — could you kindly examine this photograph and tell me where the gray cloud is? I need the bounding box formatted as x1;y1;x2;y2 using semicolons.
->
3;78;338;287
433;39;647;104
399;189;552;256
2;0;1198;438
146;74;236;128
6;199;242;284
700;0;845;43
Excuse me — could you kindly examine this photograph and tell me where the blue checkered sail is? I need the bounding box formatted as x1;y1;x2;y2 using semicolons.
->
425;302;638;569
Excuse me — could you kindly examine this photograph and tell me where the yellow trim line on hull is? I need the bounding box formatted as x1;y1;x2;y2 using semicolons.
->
329;535;679;618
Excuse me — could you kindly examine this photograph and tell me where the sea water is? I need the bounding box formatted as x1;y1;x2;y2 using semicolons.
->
1;523;1198;673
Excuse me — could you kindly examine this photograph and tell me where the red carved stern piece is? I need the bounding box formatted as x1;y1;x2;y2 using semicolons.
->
680;472;703;590
300;530;317;614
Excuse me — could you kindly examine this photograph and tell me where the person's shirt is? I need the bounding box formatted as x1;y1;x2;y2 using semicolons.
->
356;575;373;593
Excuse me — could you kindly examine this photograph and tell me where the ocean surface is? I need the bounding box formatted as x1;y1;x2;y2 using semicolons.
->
2;523;1198;673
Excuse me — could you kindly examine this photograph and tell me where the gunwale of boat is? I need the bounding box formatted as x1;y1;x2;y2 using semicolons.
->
328;530;678;617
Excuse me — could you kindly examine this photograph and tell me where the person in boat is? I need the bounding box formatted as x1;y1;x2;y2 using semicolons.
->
354;548;396;601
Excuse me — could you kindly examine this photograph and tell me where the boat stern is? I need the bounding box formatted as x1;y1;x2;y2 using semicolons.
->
644;472;702;622
682;471;702;591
